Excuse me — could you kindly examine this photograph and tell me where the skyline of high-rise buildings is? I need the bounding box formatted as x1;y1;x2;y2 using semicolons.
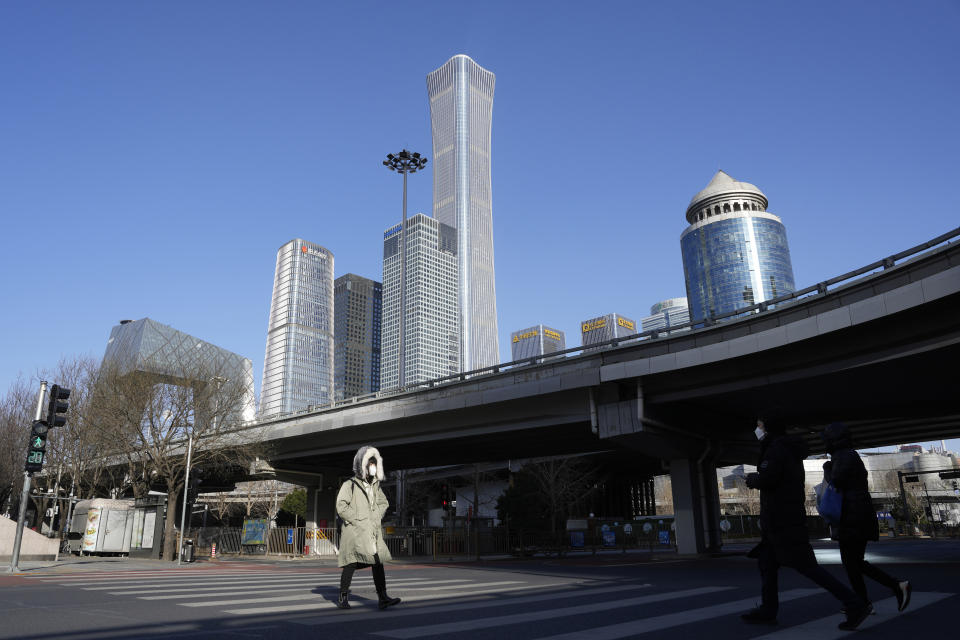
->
427;54;500;373
681;171;796;322
641;298;690;334
334;273;382;401
380;213;459;390
258;239;335;418
581;313;637;351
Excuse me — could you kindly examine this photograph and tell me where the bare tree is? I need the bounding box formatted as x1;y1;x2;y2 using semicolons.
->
94;361;264;561
0;376;35;520
520;457;600;536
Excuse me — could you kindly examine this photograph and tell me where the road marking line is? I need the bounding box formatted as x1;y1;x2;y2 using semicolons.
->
374;586;736;638
96;576;442;593
185;581;526;608
532;588;822;640
750;592;955;640
287;583;651;625
135;580;473;599
229;582;638;617
40;572;329;586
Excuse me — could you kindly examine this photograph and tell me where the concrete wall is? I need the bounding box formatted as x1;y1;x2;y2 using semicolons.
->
0;515;59;561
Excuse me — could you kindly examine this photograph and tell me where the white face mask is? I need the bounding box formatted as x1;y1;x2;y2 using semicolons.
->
368;464;377;477
755;426;766;441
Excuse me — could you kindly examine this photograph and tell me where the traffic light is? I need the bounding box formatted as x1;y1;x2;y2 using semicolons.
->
441;484;450;511
45;385;71;428
25;421;49;472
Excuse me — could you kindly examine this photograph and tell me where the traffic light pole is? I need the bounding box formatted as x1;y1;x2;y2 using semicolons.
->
8;381;47;573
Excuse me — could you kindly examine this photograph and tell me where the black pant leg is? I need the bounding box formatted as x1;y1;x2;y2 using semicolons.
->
373;560;387;594
340;564;357;591
757;543;780;614
839;538;869;603
793;558;863;611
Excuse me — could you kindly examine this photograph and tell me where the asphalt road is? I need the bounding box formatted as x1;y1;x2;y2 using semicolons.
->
1;539;956;639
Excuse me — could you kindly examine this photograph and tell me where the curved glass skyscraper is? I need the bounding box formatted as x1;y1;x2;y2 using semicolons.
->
681;171;795;322
259;239;334;418
427;54;499;372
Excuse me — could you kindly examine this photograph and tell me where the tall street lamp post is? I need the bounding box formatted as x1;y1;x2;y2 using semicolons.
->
383;149;427;388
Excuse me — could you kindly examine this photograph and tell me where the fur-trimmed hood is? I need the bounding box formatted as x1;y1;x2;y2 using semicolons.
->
352;445;385;482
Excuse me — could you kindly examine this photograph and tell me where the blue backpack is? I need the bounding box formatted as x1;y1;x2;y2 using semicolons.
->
817;483;843;525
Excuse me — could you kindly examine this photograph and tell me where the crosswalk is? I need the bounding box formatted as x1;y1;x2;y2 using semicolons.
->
25;567;953;639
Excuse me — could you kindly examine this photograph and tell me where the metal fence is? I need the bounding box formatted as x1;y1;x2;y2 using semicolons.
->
183;526;339;558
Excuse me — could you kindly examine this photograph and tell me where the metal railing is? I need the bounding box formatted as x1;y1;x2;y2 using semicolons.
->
183;526;339;558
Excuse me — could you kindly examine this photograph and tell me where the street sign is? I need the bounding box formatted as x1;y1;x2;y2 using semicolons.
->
287;529;294;545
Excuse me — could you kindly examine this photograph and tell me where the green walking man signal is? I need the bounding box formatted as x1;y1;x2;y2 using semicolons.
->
24;384;70;473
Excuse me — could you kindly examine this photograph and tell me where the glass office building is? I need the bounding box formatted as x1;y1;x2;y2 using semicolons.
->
510;325;566;361
381;213;459;390
641;298;690;334
581;313;638;351
334;274;382;401
101;317;256;424
259;239;335;418
681;171;795;322
427;54;500;372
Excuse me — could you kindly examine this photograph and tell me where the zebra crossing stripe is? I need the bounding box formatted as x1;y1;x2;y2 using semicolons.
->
100;576;449;594
224;581;579;615
373;585;737;638
182;581;525;607
288;583;649;626
749;592;955;640
530;588;822;640
46;572;332;587
137;580;474;599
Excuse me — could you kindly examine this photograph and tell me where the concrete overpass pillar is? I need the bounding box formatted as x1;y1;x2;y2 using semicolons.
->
670;457;722;555
305;485;337;531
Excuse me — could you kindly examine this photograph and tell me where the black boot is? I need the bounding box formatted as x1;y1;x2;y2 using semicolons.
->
337;589;351;609
377;590;401;610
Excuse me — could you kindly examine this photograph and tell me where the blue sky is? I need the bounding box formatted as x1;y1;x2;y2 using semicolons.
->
2;2;958;451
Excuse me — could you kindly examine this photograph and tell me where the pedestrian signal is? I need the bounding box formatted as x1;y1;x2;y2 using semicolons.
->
25;421;49;472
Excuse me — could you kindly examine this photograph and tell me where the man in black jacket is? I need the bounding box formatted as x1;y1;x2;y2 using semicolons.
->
822;422;911;613
742;419;871;630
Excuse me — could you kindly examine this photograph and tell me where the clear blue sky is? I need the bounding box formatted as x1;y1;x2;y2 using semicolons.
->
2;2;958;451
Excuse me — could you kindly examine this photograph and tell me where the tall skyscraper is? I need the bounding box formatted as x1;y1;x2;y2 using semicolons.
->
681;171;795;322
581;313;637;351
427;54;499;372
334;274;382;401
510;325;566;361
259;239;334;417
641;298;690;333
381;213;459;390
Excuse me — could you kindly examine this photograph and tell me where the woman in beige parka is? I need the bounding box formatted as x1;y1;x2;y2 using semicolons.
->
335;445;400;610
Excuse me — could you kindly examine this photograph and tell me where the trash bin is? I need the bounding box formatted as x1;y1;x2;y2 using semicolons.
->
183;539;194;563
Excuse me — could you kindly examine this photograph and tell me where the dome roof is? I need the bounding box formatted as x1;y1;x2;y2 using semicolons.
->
688;170;766;208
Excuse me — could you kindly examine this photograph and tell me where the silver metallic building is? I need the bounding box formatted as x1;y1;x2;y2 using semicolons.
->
641;298;690;333
510;325;566;361
427;54;499;372
581;313;637;351
681;171;795;322
101;317;256;424
259;239;335;417
334;274;382;401
381;213;459;389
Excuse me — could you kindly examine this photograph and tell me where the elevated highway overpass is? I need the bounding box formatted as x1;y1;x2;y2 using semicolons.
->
250;228;960;553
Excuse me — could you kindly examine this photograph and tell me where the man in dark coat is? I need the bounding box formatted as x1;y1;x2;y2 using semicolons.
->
822;422;911;613
742;419;871;630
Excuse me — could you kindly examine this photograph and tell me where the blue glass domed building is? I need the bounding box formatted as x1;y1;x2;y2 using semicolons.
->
681;171;795;322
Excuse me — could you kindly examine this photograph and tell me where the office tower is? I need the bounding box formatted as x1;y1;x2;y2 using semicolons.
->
381;213;459;389
510;325;566;361
641;298;690;333
581;313;637;350
334;274;382;401
100;318;256;424
427;54;499;372
681;171;795;322
259;239;335;417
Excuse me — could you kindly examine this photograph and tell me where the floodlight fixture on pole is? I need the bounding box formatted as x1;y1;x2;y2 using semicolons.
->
383;149;427;389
